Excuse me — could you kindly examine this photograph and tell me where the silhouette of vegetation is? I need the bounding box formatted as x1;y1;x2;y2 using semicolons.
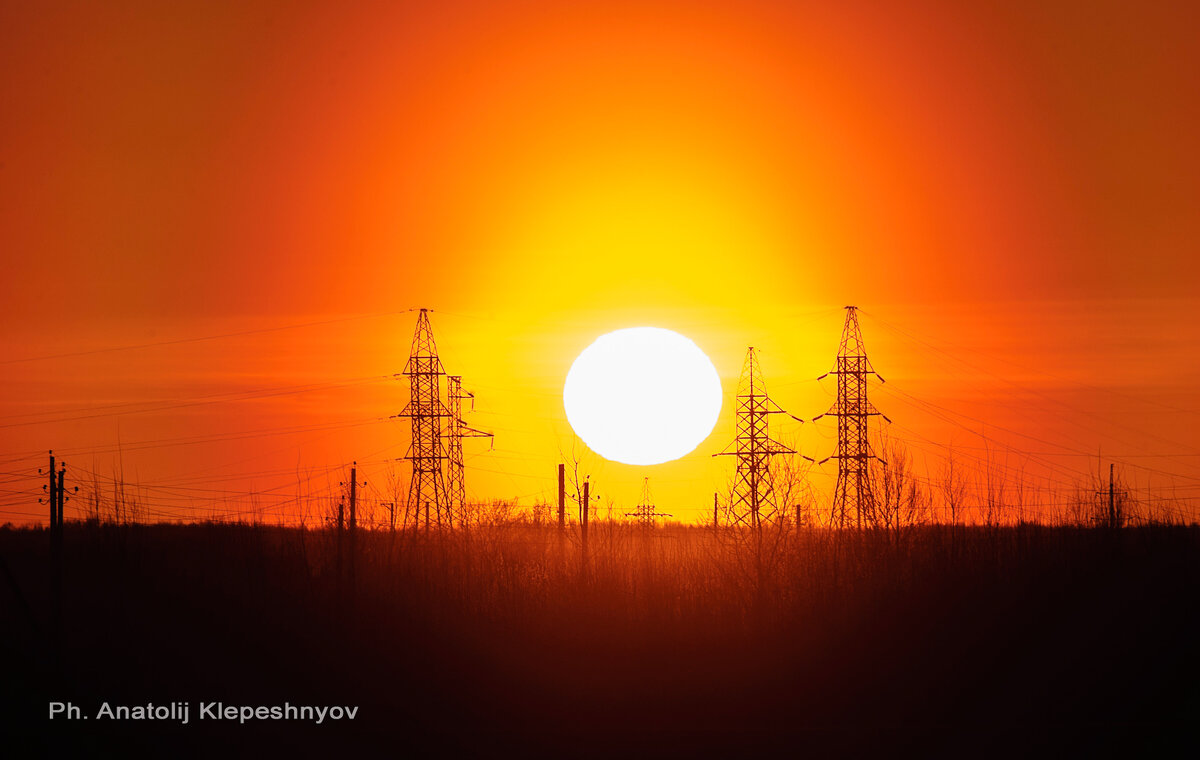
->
3;491;1197;753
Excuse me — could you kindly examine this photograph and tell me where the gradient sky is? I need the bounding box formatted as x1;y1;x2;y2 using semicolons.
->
2;0;1198;524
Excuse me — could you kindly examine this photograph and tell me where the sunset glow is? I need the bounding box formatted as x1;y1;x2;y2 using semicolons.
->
0;1;1196;524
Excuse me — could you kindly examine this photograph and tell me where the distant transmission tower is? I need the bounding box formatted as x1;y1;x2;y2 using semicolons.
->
813;306;888;528
399;309;450;530
625;477;671;528
445;375;493;525
715;348;798;530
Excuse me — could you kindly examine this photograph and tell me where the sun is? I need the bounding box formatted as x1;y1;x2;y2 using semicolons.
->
563;327;723;466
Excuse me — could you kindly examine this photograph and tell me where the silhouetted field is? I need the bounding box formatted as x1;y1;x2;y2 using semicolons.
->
2;521;1197;755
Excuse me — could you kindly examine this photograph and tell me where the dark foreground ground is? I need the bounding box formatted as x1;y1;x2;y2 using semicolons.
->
1;522;1197;757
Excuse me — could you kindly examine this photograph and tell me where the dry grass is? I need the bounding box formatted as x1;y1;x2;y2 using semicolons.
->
2;518;1197;753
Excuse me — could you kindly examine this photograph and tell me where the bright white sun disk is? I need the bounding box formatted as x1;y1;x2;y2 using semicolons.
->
563;327;722;466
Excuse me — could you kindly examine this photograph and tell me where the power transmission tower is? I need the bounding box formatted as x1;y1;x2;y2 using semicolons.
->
714;348;801;531
398;309;450;530
813;306;889;528
445;375;493;526
625;477;671;528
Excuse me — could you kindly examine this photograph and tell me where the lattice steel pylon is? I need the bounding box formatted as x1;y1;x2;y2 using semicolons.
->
813;306;889;528
625;477;671;528
399;309;450;530
445;375;493;526
714;348;796;530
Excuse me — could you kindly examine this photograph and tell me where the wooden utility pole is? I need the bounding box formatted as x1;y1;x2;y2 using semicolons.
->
1108;462;1116;528
557;464;566;531
45;451;56;532
42;451;66;535
580;478;590;573
348;463;357;594
55;462;64;638
46;452;57;633
713;492;719;528
349;463;357;531
57;466;65;531
1095;462;1125;529
336;500;344;589
42;451;67;641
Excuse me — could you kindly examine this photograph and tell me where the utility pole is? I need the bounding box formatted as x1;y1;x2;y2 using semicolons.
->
54;460;65;639
713;492;719;528
580;478;590;574
1109;462;1115;528
348;463;358;596
40;451;67;537
1096;462;1126;529
336;498;344;595
558;464;566;531
349;463;357;532
57;464;65;532
40;454;74;642
813;307;888;528
43;451;56;533
41;451;61;640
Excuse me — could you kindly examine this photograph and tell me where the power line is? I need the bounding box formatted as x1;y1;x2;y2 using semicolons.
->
0;311;413;366
862;310;1200;449
0;376;390;429
876;383;1200;484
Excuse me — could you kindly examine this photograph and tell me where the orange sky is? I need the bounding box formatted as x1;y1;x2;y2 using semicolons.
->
2;1;1198;524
